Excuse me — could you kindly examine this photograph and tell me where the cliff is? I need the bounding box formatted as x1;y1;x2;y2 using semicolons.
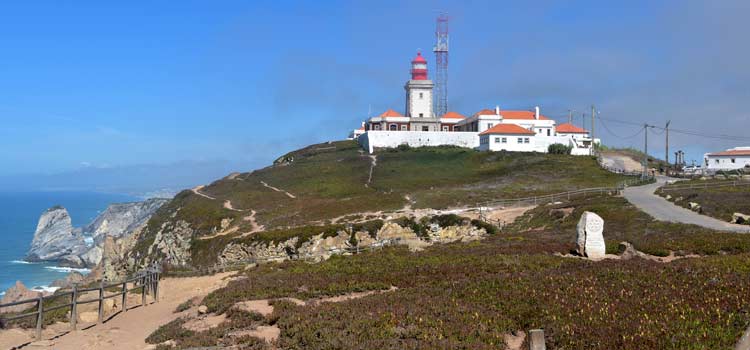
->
26;199;168;268
26;206;87;262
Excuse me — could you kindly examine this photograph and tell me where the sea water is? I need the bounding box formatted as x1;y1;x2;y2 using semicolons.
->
0;191;135;296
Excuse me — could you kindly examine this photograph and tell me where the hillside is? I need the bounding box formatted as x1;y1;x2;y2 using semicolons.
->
128;141;631;268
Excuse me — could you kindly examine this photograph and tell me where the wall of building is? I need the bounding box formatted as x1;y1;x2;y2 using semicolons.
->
359;131;479;153
479;134;540;152
704;155;750;170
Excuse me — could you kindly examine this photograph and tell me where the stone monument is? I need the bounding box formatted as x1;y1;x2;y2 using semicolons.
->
576;211;605;259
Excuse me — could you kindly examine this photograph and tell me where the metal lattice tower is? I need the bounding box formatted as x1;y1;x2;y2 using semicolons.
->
433;14;449;118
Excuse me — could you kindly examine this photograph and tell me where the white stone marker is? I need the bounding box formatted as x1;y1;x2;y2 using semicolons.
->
576;211;605;259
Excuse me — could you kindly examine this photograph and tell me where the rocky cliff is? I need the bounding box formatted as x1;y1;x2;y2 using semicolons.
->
26;206;87;262
26;200;168;269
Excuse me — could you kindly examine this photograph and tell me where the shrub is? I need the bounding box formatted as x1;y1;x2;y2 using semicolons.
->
471;219;499;234
548;143;573;155
396;143;412;152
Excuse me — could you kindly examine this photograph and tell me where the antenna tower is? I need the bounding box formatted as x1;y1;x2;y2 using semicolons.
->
433;14;449;117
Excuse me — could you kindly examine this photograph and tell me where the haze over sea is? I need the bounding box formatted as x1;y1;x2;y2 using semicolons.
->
0;191;135;296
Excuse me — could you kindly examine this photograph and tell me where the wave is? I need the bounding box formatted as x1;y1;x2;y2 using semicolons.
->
30;285;60;294
0;291;5;296
9;260;36;265
44;266;91;274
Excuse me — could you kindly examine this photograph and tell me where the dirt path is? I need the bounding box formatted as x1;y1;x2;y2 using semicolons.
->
0;273;235;350
260;181;296;199
223;200;243;212
623;176;750;233
600;152;643;173
240;210;265;236
365;155;377;188
191;185;216;200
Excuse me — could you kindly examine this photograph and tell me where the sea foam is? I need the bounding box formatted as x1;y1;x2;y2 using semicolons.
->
9;260;36;264
44;266;91;274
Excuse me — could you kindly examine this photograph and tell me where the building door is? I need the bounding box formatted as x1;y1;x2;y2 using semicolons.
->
389;124;398;131
422;126;429;131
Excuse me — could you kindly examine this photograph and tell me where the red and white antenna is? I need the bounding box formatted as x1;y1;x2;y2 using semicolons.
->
433;13;449;118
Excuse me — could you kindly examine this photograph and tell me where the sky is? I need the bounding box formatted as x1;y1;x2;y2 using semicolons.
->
1;0;748;192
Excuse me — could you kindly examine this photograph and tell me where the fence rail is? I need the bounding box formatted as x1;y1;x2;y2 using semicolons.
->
659;180;750;192
0;266;161;340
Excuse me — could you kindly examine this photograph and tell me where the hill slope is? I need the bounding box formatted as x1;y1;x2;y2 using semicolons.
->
128;141;632;268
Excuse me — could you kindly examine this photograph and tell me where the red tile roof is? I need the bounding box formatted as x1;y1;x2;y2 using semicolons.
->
707;149;750;156
379;109;404;118
479;124;536;136
500;110;552;120
474;109;498;117
556;123;588;134
441;111;466;119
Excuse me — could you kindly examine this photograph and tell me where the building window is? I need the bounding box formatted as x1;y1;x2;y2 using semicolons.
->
732;158;736;163
389;124;397;131
715;159;720;164
547;129;551;136
401;125;408;131
419;113;424;118
494;137;500;143
419;92;423;99
374;124;381;130
502;137;507;143
487;123;494;129
524;138;530;144
518;138;523;144
422;126;429;131
442;126;449;131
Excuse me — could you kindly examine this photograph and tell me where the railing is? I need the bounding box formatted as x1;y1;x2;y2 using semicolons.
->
475;176;654;210
0;266;161;340
659;180;750;192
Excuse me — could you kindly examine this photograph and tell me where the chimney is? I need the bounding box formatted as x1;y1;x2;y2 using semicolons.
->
534;106;540;120
495;105;500;115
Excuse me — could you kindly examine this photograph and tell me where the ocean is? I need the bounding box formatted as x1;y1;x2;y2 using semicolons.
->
0;191;136;296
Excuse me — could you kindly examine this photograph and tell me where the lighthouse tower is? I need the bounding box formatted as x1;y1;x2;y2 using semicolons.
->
405;52;438;131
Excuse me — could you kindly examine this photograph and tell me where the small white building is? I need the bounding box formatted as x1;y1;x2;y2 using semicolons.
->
478;124;538;152
704;147;750;171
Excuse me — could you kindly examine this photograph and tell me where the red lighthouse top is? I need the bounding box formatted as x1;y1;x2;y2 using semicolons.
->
410;51;428;80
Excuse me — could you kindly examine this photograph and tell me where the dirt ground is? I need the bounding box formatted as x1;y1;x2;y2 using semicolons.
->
0;272;234;350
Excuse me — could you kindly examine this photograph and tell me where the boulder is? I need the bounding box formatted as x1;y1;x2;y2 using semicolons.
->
733;212;750;225
689;202;702;212
0;281;42;313
197;305;208;314
664;194;672;201
576;211;606;259
50;271;86;288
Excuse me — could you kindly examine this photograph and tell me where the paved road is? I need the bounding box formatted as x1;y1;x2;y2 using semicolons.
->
623;176;750;233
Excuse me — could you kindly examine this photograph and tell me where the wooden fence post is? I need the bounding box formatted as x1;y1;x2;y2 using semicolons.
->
97;280;104;324
141;275;147;307
35;294;44;340
70;284;78;331
122;280;128;312
154;273;160;302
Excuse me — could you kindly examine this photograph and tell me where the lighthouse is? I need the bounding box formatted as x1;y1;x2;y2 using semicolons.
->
405;51;438;131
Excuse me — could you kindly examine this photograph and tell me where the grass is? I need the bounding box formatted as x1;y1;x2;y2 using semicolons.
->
133;141;633;268
657;181;750;223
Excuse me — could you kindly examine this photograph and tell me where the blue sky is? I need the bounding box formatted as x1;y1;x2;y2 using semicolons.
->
1;1;748;190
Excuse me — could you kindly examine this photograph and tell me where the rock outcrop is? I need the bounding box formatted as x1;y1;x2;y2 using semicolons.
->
732;212;750;225
26;206;87;262
217;221;488;266
576;211;606;259
25;199;168;269
0;281;43;313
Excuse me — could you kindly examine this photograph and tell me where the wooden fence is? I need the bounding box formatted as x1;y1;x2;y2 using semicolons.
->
476;176;654;210
0;266;161;340
658;180;750;192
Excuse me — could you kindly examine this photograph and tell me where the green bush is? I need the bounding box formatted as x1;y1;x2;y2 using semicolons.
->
471;219;499;234
548;143;573;155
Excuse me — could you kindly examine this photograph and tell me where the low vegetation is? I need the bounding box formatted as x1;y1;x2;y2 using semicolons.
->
657;180;750;223
145;194;750;349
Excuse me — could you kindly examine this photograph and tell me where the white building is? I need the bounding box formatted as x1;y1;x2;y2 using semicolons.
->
704;147;750;171
355;51;599;155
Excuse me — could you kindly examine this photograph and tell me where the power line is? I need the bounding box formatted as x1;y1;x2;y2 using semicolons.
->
598;116;644;139
597;115;750;142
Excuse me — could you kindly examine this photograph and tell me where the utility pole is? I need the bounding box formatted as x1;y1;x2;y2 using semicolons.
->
643;123;649;178
568;109;573;124
590;105;595;140
665;120;671;168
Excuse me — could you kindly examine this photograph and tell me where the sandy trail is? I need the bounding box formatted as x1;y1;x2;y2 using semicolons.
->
365;155;377;188
191;185;216;200
260;181;296;199
0;273;234;350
